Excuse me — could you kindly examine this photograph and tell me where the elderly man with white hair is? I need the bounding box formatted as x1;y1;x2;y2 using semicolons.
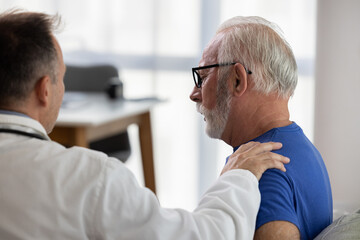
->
190;16;333;239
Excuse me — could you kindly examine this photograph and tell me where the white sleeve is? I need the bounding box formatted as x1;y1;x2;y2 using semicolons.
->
93;158;260;240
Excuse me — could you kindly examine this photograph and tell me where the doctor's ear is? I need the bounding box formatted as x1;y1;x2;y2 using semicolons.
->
35;76;51;106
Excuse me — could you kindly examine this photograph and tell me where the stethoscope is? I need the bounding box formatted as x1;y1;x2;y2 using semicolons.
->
0;128;48;140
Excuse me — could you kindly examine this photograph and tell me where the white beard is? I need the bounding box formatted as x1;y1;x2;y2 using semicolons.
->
196;93;231;139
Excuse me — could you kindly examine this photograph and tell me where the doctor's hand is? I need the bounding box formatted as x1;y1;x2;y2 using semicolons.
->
221;142;290;181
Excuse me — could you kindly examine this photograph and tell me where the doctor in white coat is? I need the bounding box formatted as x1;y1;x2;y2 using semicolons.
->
0;9;289;239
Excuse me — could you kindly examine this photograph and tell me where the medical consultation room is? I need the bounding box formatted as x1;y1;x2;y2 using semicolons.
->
0;0;359;237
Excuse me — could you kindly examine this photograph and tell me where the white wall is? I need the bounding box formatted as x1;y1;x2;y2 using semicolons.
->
314;0;360;213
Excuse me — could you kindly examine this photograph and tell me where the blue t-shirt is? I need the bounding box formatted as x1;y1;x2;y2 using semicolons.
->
231;123;333;239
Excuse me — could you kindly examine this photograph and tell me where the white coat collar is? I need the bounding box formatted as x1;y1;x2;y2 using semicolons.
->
0;113;50;140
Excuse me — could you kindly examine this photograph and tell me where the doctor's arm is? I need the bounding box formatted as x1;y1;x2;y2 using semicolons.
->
95;141;289;240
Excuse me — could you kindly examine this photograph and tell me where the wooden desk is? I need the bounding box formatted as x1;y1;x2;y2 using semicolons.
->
49;92;158;194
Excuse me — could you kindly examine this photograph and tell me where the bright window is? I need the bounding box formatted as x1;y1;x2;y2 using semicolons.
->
0;0;317;210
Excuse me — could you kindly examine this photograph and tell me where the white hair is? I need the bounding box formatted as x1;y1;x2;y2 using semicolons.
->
216;16;298;98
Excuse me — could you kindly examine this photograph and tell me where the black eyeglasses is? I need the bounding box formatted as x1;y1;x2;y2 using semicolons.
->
192;62;252;88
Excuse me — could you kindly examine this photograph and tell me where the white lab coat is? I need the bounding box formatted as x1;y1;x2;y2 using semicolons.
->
0;113;260;240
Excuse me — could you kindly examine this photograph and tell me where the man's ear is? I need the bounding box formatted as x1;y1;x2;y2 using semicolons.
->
232;63;248;97
34;76;51;107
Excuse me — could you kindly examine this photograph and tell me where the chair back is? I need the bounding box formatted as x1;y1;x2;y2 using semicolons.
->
64;65;119;92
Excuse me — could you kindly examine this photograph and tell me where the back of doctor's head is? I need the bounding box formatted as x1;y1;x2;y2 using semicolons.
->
0;9;61;108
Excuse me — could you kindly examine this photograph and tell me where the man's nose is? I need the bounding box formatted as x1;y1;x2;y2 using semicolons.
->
189;86;202;102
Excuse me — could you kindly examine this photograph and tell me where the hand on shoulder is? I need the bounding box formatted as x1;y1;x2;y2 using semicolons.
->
221;141;290;180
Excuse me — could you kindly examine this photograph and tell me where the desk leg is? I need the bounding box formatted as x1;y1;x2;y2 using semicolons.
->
138;112;156;194
73;127;88;148
49;127;88;148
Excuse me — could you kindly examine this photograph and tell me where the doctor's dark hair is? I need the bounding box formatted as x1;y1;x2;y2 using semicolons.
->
0;9;61;107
